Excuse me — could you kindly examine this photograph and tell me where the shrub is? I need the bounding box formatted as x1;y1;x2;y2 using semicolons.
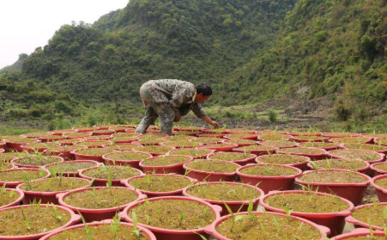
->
268;109;278;123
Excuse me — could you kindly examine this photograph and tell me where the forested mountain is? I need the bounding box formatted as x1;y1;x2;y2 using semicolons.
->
1;0;387;129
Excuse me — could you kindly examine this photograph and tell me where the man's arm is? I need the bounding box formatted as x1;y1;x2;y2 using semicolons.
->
192;103;219;128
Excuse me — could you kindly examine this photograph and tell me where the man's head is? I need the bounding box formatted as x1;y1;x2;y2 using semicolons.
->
194;83;212;103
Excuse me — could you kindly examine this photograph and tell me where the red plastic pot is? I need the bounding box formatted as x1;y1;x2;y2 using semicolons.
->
71;149;107;162
122;174;197;198
295;169;371;205
11;156;64;169
301;142;342;151
197;133;227;138
293;136;330;143
224;134;259;140
330;228;385;239
204;211;331;240
133;146;174;157
306;159;370;174
237;163;302;193
40;220;157;240
371;174;387;202
0;188;24;210
57;186;146;222
261;140;300;149
20;144;48;153
72;127;94;132
183;160;240;182
277;147;329;160
332;137;374;144
260;190;354;236
222;139;257;147
207;152;257;166
44;148;78;160
139;155;193;174
328;149;385;165
102;151;152;169
256;154;310;171
322;133;359;138
370;162;387;176
16;177;91;204
92;130;115;136
183;182;264;216
119;196;222;240
345;202;387;231
0;168;51;188
290;132;323;137
200;129;229;134
0;149;5;153
199;143;238;151
5;140;38;152
0;204;81;240
78;166;144;187
43;160;102;177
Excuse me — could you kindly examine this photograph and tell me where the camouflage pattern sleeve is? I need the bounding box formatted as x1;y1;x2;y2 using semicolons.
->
169;83;196;117
192;103;208;119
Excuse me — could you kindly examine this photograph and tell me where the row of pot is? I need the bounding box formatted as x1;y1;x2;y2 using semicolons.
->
1;181;386;239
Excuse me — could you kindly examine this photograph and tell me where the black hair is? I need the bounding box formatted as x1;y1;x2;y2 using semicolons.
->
195;83;212;96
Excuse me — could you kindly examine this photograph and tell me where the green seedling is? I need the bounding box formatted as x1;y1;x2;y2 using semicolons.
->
273;216;280;233
132;211;141;237
179;210;185;227
8;190;15;198
0;184;6;193
79;211;92;240
51;204;62;222
309;161;319;171
110;215;121;240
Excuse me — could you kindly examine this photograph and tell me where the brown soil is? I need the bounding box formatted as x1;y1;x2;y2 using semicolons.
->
200;143;235;149
82;166;141;179
63;188;138;209
55;139;84;145
130;199;216;230
0;205;71;236
329;149;381;161
114;144;139;151
301;142;338;148
14;155;61;166
279;147;326;155
373;163;387;171
299;171;368;183
344;143;387;152
194;138;222;144
22;143;56;149
105;152;150;161
186;183;260;201
216;213;322;240
261;140;297;148
374;178;387;189
79;141;112;148
351;204;387;229
334;137;370;144
236;145;275;151
185;160;238;173
0;162;13;171
0;189;19;207
75;148;114;156
47;162;96;175
49;224;149;240
127;175;192;192
239;165;298;176
257;154;308;165
65;132;90;138
46;145;85;153
259;134;290;141
164;135;194;141
169;148;212;158
20;177;89;192
264;192;349;213
310;159;367;171
141;156;191;167
225;139;257;145
162;140;201;148
1;136;37;144
134;145;172;154
226;134;256;139
0;169;47;183
208;152;255;161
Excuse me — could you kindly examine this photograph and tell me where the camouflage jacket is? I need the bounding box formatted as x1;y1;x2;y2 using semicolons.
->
142;79;208;119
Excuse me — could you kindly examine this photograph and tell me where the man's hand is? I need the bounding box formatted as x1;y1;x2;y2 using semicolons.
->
210;121;219;129
174;116;181;122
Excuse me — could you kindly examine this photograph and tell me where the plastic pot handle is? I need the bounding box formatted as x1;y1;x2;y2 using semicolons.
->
70;212;82;224
56;192;66;200
212;205;223;215
345;215;357;224
349;228;372;234
317;224;331;235
138;193;147;200
203;225;215;235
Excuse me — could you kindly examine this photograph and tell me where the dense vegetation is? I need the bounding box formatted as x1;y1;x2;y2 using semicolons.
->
1;0;387;132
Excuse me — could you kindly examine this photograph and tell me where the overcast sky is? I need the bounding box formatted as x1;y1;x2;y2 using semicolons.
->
0;0;129;69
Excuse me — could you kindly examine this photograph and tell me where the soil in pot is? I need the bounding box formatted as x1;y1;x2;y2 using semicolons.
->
258;134;291;141
19;177;90;194
2;135;37;144
235;144;276;153
184;159;239;173
114;144;140;151
294;136;328;142
22;142;57;152
372;163;387;172
0;162;13;171
373;177;387;189
329;149;382;162
162;140;202;148
75;148;115;157
55;138;84;146
194;137;222;144
82;165;142;180
351;204;387;230
164;135;195;142
0;188;20;208
47;223;150;240
127;175;193;193
226;134;257;139
138;135;163;145
261;140;298;148
168;148;212;158
129;199;216;230
0;152;21;162
85;135;113;141
186;182;261;202
134;145;172;155
13;155;62;167
333;137;371;144
62;187;139;209
224;138;257;146
302;142;340;149
79;141;112;148
104;152;151;163
279;147;326;155
257;154;308;165
298;171;367;183
0;168;49;186
264;192;349;214
64;132;91;138
343;143;387;152
46;145;86;154
208;152;256;162
112;135;139;143
239;164;299;176
46;162;97;176
309;159;368;171
216;212;323;240
0;205;71;237
141;155;191;167
199;143;236;150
